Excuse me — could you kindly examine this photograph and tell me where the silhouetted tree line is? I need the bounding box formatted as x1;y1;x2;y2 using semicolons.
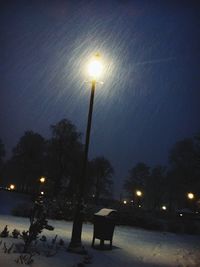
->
1;126;200;212
0;119;114;204
124;133;200;211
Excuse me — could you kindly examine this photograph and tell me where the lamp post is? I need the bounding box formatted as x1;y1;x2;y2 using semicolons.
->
38;176;46;195
161;205;167;211
39;177;46;184
135;190;143;207
187;192;195;211
187;192;194;200
9;184;15;191
136;190;142;197
68;54;103;253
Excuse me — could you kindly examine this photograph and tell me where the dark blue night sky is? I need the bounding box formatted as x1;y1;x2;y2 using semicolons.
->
1;0;200;197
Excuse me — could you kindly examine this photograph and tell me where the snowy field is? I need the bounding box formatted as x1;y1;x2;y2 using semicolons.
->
0;215;200;267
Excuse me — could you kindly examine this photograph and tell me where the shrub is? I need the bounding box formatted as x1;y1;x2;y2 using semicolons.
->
22;196;54;253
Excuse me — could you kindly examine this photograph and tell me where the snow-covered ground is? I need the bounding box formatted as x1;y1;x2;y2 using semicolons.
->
0;215;200;267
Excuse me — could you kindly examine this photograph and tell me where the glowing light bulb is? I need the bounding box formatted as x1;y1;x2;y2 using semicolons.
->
40;177;46;183
9;184;15;190
187;192;194;199
136;190;142;197
88;54;103;80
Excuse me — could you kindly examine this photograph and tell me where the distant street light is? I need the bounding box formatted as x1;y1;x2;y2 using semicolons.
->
38;177;46;195
187;192;194;200
123;200;127;205
187;192;196;212
162;205;167;211
69;54;103;253
135;190;143;207
39;177;46;183
136;190;142;197
9;184;15;190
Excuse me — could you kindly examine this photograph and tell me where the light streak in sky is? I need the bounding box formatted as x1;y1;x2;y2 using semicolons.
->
134;57;176;66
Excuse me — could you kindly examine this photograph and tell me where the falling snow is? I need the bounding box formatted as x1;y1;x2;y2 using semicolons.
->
1;1;200;197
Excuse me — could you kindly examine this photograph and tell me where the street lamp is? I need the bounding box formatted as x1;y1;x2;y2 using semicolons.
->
187;192;194;200
187;192;196;212
39;177;46;183
87;53;103;80
135;190;143;207
9;184;15;190
69;54;103;253
38;177;46;195
136;190;142;197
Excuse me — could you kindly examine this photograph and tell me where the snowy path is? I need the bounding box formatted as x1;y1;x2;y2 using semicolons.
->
0;215;200;267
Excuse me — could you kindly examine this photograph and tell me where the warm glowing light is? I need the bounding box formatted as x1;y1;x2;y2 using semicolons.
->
87;53;103;80
123;200;127;205
136;190;142;197
40;191;44;195
9;184;15;190
40;177;46;183
187;192;194;200
162;205;167;210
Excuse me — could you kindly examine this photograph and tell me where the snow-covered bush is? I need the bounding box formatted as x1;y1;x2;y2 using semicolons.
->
22;196;54;253
0;225;9;237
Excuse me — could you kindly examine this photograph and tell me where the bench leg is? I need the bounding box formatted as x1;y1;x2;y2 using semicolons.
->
100;239;104;249
110;239;112;250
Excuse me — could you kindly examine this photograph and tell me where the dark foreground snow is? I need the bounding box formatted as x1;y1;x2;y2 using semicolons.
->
0;215;200;267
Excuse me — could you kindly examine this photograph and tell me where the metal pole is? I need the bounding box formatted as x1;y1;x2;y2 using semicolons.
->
68;80;96;253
